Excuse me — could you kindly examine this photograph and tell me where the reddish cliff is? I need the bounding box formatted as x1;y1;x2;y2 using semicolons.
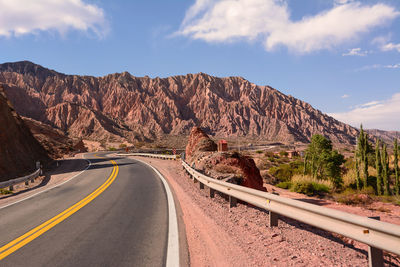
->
0;61;359;144
185;127;265;191
185;127;217;160
0;84;49;181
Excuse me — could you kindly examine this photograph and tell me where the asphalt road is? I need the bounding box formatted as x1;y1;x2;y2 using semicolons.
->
0;153;170;266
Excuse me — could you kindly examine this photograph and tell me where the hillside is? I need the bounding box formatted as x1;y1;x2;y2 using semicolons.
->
0;84;49;181
0;61;359;144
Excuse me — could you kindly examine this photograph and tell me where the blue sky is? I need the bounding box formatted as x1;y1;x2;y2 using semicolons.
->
0;0;399;130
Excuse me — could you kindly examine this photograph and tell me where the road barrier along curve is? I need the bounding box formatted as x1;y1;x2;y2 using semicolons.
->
0;168;41;191
182;160;400;266
118;153;178;160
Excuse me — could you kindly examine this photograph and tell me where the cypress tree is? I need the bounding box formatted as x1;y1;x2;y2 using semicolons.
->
303;154;308;176
357;125;369;188
375;139;382;195
394;139;399;196
355;153;361;191
363;134;369;188
382;144;390;196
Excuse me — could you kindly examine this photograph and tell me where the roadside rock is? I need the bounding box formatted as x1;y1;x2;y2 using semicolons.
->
185;127;217;161
0;84;50;181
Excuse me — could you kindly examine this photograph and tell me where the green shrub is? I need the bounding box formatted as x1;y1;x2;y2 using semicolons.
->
255;150;263;154
268;161;304;183
0;188;13;195
108;147;117;151
291;181;330;196
276;181;292;189
279;151;288;157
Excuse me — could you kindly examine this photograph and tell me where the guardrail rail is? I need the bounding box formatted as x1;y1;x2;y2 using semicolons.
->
181;160;400;267
0;168;41;191
118;153;178;160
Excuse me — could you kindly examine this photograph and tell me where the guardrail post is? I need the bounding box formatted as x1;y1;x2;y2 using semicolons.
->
25;180;29;186
209;188;215;198
229;196;237;208
199;182;204;189
368;216;383;267
269;211;279;227
9;185;13;191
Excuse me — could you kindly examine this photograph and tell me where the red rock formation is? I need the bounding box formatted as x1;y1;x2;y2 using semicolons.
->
185;127;217;160
0;85;49;181
22;117;74;159
209;152;267;191
73;139;88;153
0;61;360;144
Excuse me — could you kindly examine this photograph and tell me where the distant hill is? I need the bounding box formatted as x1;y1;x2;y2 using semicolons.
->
0;61;359;144
366;129;399;145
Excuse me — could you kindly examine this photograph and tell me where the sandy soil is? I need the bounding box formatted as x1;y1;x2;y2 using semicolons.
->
132;156;400;267
0;154;89;208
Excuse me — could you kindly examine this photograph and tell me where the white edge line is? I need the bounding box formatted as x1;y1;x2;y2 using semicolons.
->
0;158;92;210
132;157;180;267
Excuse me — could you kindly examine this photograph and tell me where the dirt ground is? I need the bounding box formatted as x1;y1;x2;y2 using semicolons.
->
131;156;400;267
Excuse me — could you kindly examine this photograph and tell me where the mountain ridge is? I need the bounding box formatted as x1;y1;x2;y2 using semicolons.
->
0;61;360;145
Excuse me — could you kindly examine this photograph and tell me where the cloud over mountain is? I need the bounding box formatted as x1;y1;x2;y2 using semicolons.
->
178;0;399;53
0;0;108;38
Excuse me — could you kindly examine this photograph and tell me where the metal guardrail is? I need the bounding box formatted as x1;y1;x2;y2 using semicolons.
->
118;153;178;160
182;160;400;264
0;168;41;190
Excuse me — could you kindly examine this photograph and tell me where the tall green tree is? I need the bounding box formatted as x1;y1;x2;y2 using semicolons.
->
305;134;345;188
381;144;390;196
357;125;369;188
375;139;382;195
394;139;399;196
355;150;361;190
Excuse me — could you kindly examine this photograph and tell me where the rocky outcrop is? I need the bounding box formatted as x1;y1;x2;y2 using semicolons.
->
212;152;266;191
185;127;217;160
0;61;359;144
22;117;74;159
73;140;88;153
185;127;265;191
0;85;49;181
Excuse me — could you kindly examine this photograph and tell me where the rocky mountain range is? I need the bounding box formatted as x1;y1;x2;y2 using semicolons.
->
0;84;49;181
0;61;359;145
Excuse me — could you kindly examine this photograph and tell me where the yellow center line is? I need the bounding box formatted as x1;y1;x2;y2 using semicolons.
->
0;155;119;261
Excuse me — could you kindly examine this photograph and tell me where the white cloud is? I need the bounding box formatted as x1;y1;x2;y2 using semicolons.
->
356;63;400;71
341;94;350;98
329;93;400;130
334;0;354;5
381;42;400;52
177;0;399;53
342;47;368;56
0;0;108;38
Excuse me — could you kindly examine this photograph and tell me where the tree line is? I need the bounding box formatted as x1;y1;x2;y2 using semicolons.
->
355;125;399;196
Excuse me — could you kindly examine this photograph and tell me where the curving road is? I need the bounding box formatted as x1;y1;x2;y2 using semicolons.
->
0;153;177;266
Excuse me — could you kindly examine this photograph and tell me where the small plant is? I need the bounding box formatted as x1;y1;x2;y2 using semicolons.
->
291;181;330;196
108;147;117;151
119;143;127;149
276;181;292;189
279;151;288;157
255;150;263;154
0;188;13;195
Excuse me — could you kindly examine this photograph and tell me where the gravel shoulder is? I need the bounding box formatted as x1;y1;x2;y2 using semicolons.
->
0;154;89;208
132;156;400;267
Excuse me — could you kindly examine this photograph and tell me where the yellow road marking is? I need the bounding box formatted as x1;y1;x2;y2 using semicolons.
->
0;156;119;260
